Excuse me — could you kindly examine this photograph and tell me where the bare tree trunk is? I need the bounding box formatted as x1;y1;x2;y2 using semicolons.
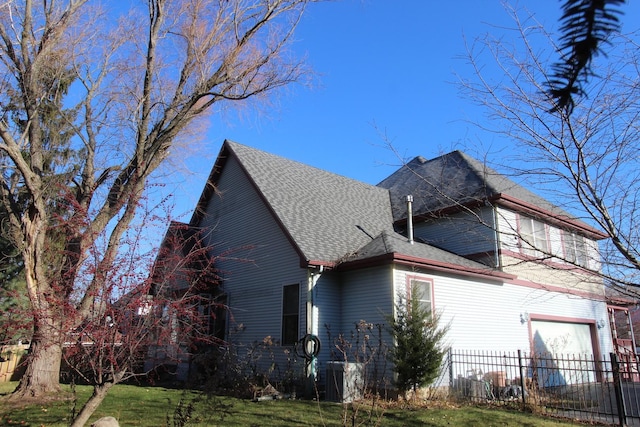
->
70;383;114;427
6;192;66;399
0;0;316;407
9;322;63;399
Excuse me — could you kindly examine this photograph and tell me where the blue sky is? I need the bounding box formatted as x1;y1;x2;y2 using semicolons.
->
166;0;637;220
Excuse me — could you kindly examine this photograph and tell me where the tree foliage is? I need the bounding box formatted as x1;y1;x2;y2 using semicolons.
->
0;234;30;345
387;284;448;398
0;0;319;400
547;0;625;113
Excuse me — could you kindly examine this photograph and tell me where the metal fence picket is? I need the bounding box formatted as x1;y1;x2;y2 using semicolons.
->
449;349;640;426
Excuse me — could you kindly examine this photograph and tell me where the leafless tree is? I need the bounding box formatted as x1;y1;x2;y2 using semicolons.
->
459;4;640;298
62;219;221;427
0;0;319;400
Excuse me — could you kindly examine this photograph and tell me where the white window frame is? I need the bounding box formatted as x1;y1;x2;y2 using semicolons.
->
563;230;588;267
408;278;433;315
519;215;549;257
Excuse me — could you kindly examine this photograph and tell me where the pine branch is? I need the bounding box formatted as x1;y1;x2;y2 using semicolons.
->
547;0;625;114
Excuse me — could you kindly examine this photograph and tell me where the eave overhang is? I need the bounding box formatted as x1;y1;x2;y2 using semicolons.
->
491;194;608;240
333;252;515;282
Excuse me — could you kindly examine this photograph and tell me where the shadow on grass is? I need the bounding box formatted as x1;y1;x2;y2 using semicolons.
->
0;383;581;427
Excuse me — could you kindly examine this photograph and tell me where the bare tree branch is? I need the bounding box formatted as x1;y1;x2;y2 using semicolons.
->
459;4;640;297
0;0;321;400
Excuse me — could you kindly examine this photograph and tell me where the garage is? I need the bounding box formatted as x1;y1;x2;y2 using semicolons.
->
531;320;595;356
530;319;597;386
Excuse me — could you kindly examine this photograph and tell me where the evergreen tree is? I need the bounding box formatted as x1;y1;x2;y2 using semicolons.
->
547;0;625;113
387;283;448;399
0;217;30;345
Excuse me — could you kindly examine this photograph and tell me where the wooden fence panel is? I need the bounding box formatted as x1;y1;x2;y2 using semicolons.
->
0;345;28;382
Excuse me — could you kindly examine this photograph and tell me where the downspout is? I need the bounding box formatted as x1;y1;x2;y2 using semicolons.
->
307;265;323;337
492;204;502;269
306;265;323;397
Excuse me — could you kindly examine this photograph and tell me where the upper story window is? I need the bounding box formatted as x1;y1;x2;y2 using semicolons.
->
519;216;549;256
563;230;588;267
517;213;592;269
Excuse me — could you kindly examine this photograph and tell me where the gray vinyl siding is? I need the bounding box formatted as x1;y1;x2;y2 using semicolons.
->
311;271;340;379
198;155;308;346
413;207;497;258
314;272;341;342
337;265;396;386
340;266;394;339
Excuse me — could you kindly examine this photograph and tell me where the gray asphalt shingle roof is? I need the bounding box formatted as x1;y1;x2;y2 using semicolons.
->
345;229;497;273
226;141;394;263
217;142;593;271
377;150;574;222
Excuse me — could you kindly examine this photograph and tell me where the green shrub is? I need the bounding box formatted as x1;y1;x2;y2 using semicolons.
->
387;283;449;399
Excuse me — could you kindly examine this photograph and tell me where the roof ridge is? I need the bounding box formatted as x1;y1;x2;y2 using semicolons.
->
225;140;382;190
450;150;501;195
223;140;394;264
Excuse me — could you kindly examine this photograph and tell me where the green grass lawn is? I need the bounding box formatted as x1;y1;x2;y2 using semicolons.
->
0;382;588;426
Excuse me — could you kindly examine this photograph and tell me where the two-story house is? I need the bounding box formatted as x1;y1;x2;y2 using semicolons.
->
157;140;617;389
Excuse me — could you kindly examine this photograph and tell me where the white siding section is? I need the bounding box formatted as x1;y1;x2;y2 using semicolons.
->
586;238;601;271
496;207;519;252
199;156;308;346
391;266;613;357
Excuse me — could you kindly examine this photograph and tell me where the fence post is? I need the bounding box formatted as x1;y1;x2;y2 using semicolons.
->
517;350;527;406
611;352;627;427
448;348;453;390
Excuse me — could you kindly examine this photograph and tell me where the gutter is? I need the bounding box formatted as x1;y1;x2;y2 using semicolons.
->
336;252;516;282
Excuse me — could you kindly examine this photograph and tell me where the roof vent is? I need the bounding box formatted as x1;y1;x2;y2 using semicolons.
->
406;195;414;244
413;156;427;164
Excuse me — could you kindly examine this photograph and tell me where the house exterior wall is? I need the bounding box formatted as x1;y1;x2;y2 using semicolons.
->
332;265;396;388
413;207;498;266
500;253;605;294
198;155;309;347
339;265;394;335
187;144;613;390
391;265;613;358
316;263;613;390
496;207;604;294
413;205;603;294
312;271;341;366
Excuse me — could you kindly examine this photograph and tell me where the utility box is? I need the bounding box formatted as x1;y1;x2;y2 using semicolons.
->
325;362;364;403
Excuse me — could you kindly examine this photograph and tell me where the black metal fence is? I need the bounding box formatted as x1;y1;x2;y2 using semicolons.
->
448;349;640;426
